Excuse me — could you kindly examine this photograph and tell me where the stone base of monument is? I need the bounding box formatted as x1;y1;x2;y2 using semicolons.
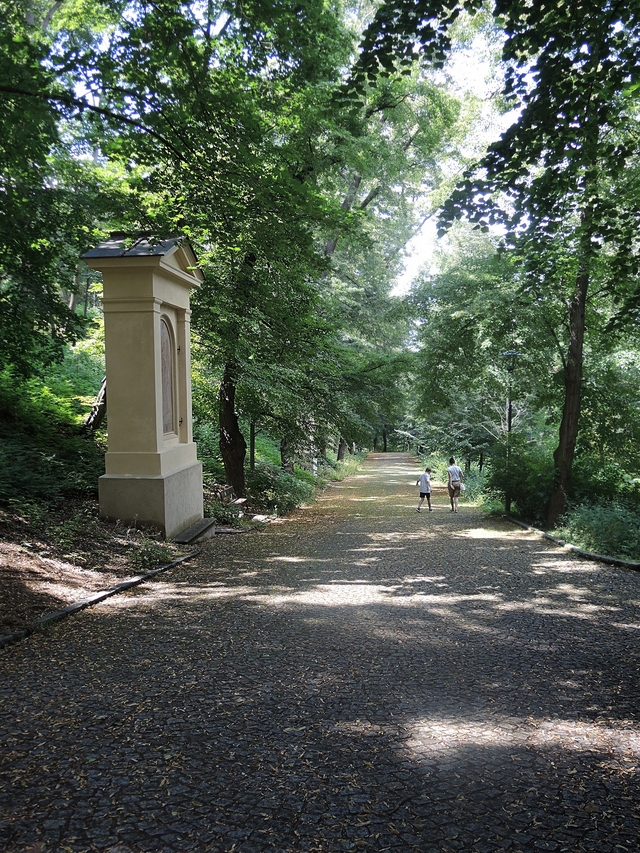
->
99;461;203;540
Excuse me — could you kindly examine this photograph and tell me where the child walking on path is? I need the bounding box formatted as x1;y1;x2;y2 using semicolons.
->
416;467;433;512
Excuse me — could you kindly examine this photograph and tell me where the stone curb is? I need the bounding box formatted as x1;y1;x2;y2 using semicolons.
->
0;550;201;651
502;515;640;571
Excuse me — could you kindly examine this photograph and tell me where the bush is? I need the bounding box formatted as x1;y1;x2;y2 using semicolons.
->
460;467;484;502
128;538;176;572
554;502;640;561
246;462;315;514
484;435;555;525
203;499;245;527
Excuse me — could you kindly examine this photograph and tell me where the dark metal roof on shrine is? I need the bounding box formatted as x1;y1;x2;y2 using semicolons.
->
82;235;188;259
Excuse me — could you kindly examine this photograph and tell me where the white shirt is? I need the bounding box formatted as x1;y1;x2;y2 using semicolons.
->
448;465;463;483
417;473;431;492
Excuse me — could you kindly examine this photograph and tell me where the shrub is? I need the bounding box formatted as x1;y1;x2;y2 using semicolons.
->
0;426;103;506
128;538;176;572
460;467;484;502
245;462;315;514
484;435;554;525
554;502;640;561
203;499;245;527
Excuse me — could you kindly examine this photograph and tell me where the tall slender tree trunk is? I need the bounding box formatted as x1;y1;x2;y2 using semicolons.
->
249;421;256;472
219;362;246;497
280;437;294;473
546;260;590;529
337;437;347;461
324;175;362;256
83;376;107;432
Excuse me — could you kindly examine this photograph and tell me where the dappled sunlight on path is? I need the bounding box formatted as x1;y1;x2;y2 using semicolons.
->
1;452;639;852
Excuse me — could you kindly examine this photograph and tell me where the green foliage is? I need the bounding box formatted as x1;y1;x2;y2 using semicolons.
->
0;368;104;506
128;538;175;573
48;504;102;551
203;501;245;528
484;435;555;526
554;503;640;562
245;463;315;515
253;433;283;469
460;467;484;502
192;421;226;482
320;452;367;482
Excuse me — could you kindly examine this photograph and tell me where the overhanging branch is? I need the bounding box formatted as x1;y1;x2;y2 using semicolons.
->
0;85;186;161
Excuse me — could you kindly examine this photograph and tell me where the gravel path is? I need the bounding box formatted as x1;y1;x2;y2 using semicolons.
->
1;452;639;853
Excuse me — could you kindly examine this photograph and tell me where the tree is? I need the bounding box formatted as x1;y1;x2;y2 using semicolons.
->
0;1;141;382
438;1;640;525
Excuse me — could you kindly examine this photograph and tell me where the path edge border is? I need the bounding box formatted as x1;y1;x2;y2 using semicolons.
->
0;550;201;651
501;515;640;572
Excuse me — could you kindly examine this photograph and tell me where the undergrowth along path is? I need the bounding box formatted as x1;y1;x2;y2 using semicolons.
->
1;452;639;853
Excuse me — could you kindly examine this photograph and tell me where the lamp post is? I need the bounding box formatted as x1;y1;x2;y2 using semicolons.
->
501;350;521;513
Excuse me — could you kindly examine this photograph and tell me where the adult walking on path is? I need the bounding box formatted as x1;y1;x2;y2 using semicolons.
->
1;452;639;853
447;456;464;513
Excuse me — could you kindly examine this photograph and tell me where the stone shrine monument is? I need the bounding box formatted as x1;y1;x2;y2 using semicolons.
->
83;235;204;538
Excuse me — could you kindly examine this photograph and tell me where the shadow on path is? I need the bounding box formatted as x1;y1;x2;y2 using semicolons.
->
1;453;639;853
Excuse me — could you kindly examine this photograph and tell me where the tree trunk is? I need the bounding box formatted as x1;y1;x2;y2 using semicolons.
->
324;175;362;256
280;437;294;473
546;262;590;528
219;362;246;497
83;376;107;432
337;437;347;461
382;430;388;453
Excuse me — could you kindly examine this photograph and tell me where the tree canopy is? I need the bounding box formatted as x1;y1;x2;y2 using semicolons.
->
3;0;640;537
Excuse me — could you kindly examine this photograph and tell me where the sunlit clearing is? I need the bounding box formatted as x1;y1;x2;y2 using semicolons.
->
546;583;597;599
406;716;640;766
461;528;528;540
404;576;448;584
264;586;503;608
349;546;419;553
264;556;332;564
531;560;601;576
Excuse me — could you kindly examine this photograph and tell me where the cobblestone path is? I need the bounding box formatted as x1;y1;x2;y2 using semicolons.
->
1;452;640;853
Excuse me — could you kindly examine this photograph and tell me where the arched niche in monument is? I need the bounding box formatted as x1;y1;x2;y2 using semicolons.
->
161;316;176;435
82;236;204;538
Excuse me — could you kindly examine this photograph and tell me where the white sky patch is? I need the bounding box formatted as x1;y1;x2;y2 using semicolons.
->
392;40;518;297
